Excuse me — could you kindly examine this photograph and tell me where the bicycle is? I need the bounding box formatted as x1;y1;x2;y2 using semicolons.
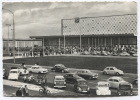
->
39;87;51;96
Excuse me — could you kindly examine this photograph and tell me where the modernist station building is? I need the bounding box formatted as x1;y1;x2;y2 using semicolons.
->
30;14;137;50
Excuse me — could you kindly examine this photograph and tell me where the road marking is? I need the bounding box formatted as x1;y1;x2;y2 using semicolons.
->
3;80;64;94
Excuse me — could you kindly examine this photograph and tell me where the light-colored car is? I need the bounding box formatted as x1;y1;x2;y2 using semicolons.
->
19;68;29;75
96;81;111;95
107;76;129;89
54;75;66;88
28;65;48;73
103;67;124;76
76;70;98;79
101;51;108;56
8;69;20;80
120;52;130;56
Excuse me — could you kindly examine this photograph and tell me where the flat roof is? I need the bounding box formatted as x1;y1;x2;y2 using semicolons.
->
30;34;136;39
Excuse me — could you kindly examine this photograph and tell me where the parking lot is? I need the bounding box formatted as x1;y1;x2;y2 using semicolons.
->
3;62;138;97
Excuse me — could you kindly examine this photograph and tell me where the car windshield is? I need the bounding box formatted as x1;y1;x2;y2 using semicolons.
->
119;85;131;90
98;84;109;87
55;78;65;80
78;81;87;85
10;71;18;73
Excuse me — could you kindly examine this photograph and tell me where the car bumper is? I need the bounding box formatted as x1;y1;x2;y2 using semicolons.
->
54;85;66;88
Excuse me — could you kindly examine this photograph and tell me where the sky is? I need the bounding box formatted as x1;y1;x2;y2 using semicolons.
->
2;2;137;39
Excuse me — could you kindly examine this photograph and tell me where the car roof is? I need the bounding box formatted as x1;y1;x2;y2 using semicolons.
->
55;75;64;78
10;69;19;71
76;78;86;82
109;76;122;80
55;64;64;66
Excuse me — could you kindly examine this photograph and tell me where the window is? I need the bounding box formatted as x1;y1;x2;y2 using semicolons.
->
114;79;119;82
106;68;109;70
110;68;114;70
109;79;113;81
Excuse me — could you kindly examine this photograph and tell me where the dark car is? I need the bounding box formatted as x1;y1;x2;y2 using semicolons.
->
74;79;90;93
117;82;133;96
76;70;98;79
64;73;84;84
51;64;69;73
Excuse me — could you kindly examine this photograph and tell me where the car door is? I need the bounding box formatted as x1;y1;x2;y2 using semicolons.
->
113;79;119;88
108;78;114;87
105;68;110;74
109;68;115;75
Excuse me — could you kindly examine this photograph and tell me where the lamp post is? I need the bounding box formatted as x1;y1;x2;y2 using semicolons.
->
6;24;11;54
3;8;15;63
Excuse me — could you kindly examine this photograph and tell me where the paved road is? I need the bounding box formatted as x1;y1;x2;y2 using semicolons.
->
3;64;138;97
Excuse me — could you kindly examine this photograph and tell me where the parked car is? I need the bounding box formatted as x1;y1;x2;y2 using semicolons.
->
3;68;7;79
96;81;111;95
54;75;66;89
120;52;130;56
132;53;137;57
64;73;84;84
74;79;90;93
36;75;47;85
103;67;124;76
117;82;133;96
107;76;129;89
23;75;35;83
76;70;98;79
28;65;48;73
51;64;69;73
19;68;29;75
8;69;20;80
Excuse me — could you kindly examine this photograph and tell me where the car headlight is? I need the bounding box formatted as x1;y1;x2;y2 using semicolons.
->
118;91;121;95
77;87;82;91
97;90;101;95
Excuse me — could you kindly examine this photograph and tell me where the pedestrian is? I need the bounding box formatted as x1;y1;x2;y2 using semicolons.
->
21;63;27;70
22;85;29;96
16;88;22;97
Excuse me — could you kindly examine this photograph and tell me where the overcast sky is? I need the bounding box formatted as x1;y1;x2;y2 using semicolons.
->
2;2;137;39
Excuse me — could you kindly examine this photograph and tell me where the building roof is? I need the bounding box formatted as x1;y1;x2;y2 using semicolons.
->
30;34;136;39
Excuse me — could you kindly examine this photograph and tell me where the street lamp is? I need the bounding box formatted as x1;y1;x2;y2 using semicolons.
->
6;24;11;54
3;8;16;63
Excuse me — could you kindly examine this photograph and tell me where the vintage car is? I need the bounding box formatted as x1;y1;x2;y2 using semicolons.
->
51;64;69;73
23;75;35;83
36;75;47;85
64;73;84;84
96;81;111;95
28;65;48;73
103;67;124;76
19;68;29;75
107;76;129;89
132;53;137;57
117;82;133;96
53;75;66;88
74;79;90;93
8;69;20;80
120;52;130;56
76;70;98;79
3;68;7;79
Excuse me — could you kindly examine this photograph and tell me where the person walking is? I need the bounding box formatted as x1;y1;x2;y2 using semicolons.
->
16;88;22;97
22;85;29;96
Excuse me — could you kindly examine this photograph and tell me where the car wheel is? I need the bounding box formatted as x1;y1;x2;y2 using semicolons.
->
116;72;120;76
103;71;107;75
38;71;41;74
